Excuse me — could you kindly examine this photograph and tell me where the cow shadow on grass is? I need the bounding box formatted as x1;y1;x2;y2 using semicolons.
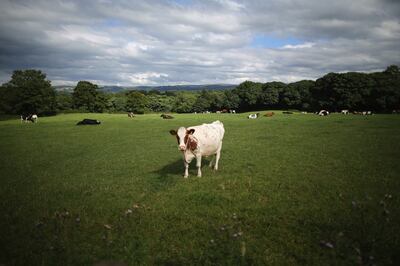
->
149;160;183;191
155;159;184;176
151;158;214;190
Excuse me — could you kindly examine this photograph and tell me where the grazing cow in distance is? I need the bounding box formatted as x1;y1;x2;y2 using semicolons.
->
341;110;349;115
21;114;38;123
229;109;236;114
76;119;101;125
264;112;275;117
169;120;225;178
318;110;329;116
128;112;135;118
31;114;38;122
354;111;372;115
161;114;174;119
248;113;260;119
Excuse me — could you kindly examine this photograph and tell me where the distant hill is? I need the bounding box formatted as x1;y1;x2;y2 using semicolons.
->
136;84;237;92
54;84;236;93
53;85;75;92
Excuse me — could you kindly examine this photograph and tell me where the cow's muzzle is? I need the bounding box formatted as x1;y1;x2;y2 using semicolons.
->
179;145;186;151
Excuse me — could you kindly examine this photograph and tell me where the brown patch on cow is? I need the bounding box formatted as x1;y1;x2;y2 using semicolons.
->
186;128;195;135
184;135;198;150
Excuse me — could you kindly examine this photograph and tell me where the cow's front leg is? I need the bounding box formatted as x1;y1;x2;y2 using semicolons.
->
196;155;202;177
183;161;189;178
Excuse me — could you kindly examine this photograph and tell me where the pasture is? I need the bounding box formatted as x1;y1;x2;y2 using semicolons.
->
0;112;399;265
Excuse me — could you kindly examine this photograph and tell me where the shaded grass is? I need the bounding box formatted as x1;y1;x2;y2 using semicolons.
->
0;112;399;265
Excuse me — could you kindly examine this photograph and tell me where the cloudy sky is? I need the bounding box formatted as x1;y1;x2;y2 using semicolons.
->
0;0;399;86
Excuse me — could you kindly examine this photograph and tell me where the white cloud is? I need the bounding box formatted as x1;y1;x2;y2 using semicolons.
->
0;0;399;86
282;42;315;49
120;72;169;85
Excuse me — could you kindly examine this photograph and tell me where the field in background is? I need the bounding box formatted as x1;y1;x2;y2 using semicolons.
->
0;112;399;265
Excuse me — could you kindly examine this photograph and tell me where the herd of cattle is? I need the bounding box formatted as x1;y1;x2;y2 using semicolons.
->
17;109;393;178
19;108;378;125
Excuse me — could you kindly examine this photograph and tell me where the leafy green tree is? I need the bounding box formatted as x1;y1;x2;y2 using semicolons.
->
312;72;378;111
126;91;148;114
260;82;286;108
147;94;174;112
0;84;16;114
222;90;240;110
94;92;108;113
384;65;399;75
371;65;400;111
106;94;127;113
0;69;56;115
287;80;315;110
233;81;262;110
56;91;73;112
192;90;214;112
72;81;102;112
209;91;226;111
172;92;196;113
281;86;301;108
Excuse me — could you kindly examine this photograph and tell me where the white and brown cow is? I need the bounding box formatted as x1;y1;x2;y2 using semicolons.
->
169;120;225;178
248;113;260;119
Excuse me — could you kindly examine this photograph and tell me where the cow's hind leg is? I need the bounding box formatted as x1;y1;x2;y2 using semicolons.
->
196;155;202;177
209;155;215;168
214;143;222;170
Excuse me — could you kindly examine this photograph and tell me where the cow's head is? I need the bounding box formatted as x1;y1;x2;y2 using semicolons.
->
170;127;196;151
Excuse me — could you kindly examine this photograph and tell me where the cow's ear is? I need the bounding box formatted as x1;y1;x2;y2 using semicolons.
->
169;129;177;135
187;129;195;135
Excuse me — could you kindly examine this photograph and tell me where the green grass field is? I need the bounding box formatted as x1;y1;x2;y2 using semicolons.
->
1;112;400;265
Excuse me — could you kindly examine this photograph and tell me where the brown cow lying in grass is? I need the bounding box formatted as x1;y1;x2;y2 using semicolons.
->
161;114;174;119
264;112;275;117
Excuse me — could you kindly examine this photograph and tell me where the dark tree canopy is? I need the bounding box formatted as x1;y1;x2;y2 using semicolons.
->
0;69;56;115
126;91;148;114
72;81;106;112
1;66;399;115
233;81;262;110
311;68;400;112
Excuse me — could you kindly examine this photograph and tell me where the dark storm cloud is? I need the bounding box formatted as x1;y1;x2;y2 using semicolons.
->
0;0;399;85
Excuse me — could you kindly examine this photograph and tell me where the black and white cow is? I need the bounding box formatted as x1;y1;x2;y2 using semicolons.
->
21;114;38;123
248;113;260;119
318;110;329;116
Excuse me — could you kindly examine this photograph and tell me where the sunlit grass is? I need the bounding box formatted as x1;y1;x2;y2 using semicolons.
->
0;112;399;265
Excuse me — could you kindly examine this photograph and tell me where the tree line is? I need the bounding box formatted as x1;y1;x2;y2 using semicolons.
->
0;66;399;116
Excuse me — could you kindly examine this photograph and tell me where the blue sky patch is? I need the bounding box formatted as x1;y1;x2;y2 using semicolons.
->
169;0;193;6
103;18;124;28
250;34;303;48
